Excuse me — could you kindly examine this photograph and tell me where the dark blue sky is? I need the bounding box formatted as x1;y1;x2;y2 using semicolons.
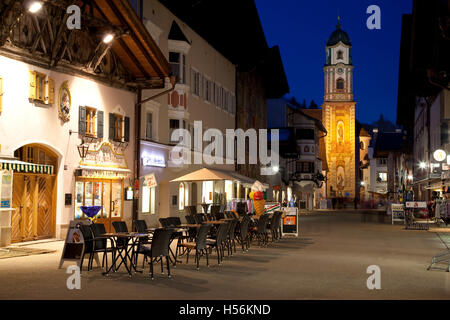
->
256;0;412;125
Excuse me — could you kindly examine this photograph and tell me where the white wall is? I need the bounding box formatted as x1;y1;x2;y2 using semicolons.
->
0;55;136;237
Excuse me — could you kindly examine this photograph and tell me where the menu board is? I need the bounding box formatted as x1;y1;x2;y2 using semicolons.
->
391;203;405;224
0;170;13;208
58;220;91;269
282;207;298;236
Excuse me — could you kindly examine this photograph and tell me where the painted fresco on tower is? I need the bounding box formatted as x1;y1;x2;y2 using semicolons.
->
337;121;344;144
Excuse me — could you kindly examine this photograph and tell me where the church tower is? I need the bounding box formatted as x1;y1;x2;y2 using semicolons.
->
322;18;357;199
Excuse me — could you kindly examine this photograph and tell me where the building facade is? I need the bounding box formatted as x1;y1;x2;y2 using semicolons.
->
321;19;357;201
0;0;170;245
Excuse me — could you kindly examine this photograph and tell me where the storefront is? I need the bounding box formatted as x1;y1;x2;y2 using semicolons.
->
73;142;131;232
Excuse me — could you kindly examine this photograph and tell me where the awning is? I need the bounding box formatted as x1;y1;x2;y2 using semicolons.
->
0;159;54;175
170;168;269;189
171;168;236;182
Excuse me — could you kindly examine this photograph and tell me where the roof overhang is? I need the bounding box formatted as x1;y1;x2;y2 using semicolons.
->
92;0;171;88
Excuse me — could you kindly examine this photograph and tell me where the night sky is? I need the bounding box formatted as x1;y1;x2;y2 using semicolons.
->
255;0;412;125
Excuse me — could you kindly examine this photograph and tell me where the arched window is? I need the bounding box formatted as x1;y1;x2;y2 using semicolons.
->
337;50;343;60
360;141;365;150
179;183;188;211
336;78;344;91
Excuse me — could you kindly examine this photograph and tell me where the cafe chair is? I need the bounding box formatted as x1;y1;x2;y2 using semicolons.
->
252;214;270;247
175;224;212;270
236;202;247;216
236;216;251;252
112;221;129;252
91;223;116;272
226;219;239;255
210;205;221;217
78;224;94;273
139;228;174;280
194;214;206;224
206;222;229;265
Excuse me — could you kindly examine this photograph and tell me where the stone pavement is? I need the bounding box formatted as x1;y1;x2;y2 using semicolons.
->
0;211;449;300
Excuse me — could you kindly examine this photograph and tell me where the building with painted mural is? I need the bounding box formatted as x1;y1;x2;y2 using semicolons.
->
0;0;170;246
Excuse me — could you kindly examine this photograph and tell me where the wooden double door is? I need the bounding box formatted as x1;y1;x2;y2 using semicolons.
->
11;173;55;243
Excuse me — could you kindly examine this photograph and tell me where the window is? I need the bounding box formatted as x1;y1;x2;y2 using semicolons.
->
114;114;123;141
28;71;55;104
191;68;202;96
296;129;315;140
296;161;314;174
146;112;153;140
377;158;387;166
202;181;213;204
142;185;156;214
360;141;365;150
169;119;180;143
85;107;96;136
204;78;213;103
377;172;388;183
336;78;344;91
169;52;186;84
179;182;188;211
337;50;343;60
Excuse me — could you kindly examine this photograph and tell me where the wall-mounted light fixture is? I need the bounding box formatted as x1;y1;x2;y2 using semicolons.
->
69;130;90;159
103;33;114;44
28;1;43;13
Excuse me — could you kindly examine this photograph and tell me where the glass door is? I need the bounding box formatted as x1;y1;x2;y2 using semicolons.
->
75;178;123;232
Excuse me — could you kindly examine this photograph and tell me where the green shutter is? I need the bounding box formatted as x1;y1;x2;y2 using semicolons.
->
109;113;115;140
79;106;86;135
124;116;130;142
97;110;104;138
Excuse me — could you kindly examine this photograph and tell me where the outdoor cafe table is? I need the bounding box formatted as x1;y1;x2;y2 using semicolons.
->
101;232;149;277
203;220;226;225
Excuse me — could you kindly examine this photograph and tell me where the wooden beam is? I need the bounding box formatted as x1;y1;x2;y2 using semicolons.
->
117;37;151;78
102;0;164;78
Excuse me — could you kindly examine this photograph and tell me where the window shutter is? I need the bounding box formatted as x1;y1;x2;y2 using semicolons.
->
109;113;115;140
124;116;130;142
78;106;86;135
199;74;203;98
97;110;104;138
47;77;55;105
29;71;36;100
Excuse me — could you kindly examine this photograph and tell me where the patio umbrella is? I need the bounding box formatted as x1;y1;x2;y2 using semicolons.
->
170;168;236;182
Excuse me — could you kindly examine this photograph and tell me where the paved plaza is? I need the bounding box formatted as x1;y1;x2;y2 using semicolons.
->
0;211;449;300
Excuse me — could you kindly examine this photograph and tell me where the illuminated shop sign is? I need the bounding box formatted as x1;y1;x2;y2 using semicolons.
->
142;153;166;168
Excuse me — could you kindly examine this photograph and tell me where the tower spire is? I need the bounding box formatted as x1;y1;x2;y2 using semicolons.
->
337;12;341;29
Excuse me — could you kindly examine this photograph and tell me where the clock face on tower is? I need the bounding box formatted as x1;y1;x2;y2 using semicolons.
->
337;68;343;74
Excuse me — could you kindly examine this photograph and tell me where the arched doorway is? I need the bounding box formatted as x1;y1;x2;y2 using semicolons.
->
11;144;57;242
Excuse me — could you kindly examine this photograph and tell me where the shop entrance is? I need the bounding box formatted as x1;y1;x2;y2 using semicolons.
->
75;178;123;232
11;144;57;243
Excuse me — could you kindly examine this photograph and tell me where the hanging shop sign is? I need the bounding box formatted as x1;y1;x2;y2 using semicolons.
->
144;173;157;188
58;81;71;122
433;149;447;162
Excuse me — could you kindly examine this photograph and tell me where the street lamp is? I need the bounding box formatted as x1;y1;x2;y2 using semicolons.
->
407;174;413;181
272;166;279;173
419;162;427;169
